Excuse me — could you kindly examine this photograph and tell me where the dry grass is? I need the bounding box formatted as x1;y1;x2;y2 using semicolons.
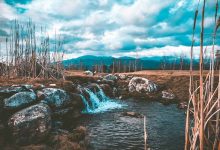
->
185;0;220;149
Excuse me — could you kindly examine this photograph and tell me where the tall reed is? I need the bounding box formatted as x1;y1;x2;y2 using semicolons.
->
0;20;65;80
185;0;220;149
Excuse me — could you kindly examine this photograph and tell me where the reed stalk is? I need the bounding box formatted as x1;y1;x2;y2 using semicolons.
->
185;0;220;149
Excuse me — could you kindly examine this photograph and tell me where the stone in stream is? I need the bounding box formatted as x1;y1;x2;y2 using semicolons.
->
121;112;144;118
3;92;37;111
128;77;158;94
162;91;175;100
8;103;52;145
178;102;188;109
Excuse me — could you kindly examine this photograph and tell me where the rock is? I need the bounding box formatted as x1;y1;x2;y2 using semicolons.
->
121;112;144;118
0;86;26;96
8;103;52;145
38;88;84;119
33;84;45;91
162;91;175;100
21;84;33;90
84;70;93;76
178;102;188;109
103;74;118;82
4;92;37;110
101;79;115;86
37;88;71;110
128;77;158;94
85;83;100;93
127;75;134;79
99;84;113;97
118;74;127;80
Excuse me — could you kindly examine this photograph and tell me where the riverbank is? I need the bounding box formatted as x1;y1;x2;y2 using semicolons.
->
65;70;193;103
0;70;210;149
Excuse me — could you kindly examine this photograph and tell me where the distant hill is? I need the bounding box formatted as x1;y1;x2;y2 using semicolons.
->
63;55;200;71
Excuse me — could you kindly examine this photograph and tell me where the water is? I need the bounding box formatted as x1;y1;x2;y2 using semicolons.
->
78;86;185;150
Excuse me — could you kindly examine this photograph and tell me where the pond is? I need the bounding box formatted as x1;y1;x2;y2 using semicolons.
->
75;98;185;150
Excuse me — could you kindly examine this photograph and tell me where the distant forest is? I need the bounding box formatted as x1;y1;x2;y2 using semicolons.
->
63;54;220;73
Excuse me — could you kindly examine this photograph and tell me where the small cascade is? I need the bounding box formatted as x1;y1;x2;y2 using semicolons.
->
80;84;124;114
84;88;100;109
96;85;108;101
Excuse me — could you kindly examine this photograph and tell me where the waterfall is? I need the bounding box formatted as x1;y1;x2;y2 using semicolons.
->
80;84;124;114
84;88;100;109
96;85;108;101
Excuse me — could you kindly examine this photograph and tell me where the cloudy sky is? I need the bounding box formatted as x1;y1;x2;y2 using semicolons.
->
0;0;219;59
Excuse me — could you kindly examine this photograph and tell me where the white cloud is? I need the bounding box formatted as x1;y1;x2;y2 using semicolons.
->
110;0;174;25
169;0;185;14
19;0;86;19
75;39;100;50
134;36;179;46
0;1;18;19
84;10;110;27
113;45;220;58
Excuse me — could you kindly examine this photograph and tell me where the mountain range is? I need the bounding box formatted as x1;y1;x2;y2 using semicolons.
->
62;55;198;70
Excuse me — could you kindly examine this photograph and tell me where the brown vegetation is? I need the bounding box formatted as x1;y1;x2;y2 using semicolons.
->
0;20;65;80
185;0;220;149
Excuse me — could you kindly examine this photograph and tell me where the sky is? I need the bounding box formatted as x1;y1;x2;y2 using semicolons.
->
0;0;219;59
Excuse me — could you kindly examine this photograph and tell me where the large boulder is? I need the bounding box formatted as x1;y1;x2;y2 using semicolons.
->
53;93;84;120
128;77;158;94
8;103;51;145
0;86;27;97
37;88;84;119
4;92;37;111
37;88;71;110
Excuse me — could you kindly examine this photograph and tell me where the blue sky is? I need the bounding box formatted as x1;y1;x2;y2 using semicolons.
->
0;0;219;59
